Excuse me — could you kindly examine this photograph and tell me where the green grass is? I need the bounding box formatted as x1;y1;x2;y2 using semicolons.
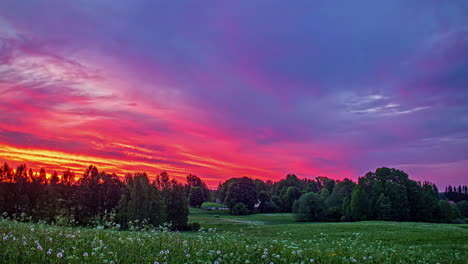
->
1;211;467;263
201;202;226;208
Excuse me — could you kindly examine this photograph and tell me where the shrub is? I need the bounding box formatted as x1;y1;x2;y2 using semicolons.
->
231;203;249;215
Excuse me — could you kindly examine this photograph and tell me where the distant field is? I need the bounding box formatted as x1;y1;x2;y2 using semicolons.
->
1;210;467;263
200;202;226;208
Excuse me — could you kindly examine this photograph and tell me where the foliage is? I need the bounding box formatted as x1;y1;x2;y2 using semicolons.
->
225;177;257;211
231;203;249;215
292;192;326;221
188;187;205;208
0;163;188;230
444;185;468;202
456;200;468;218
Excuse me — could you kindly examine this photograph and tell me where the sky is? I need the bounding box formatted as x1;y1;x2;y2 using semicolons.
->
0;0;467;188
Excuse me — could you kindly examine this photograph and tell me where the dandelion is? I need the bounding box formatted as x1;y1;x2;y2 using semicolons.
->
57;252;63;258
83;252;88;257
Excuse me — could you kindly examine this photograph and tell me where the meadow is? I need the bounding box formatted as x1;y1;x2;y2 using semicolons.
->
1;210;467;264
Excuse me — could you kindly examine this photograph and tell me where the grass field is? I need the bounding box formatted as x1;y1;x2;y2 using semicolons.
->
1;210;467;263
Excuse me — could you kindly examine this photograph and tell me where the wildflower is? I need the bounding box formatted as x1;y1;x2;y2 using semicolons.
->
186;254;190;258
30;227;35;232
310;259;315;263
47;249;52;255
270;262;275;264
83;252;88;257
262;255;267;258
37;246;43;251
350;257;357;263
57;252;63;258
165;250;170;254
214;261;219;264
216;250;221;255
154;262;159;264
159;250;164;255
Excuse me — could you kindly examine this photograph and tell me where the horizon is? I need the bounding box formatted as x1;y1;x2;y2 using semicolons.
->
1;1;468;188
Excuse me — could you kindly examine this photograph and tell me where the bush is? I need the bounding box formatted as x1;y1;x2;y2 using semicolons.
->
231;203;249;215
188;222;201;231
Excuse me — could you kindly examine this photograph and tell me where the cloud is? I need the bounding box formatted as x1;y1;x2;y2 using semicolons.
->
0;0;467;188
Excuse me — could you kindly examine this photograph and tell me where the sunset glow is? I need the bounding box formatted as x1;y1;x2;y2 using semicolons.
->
1;1;467;188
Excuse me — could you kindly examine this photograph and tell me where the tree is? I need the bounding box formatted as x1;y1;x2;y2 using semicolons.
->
293;192;326;222
186;174;209;202
157;172;189;230
376;194;391;220
349;186;369;221
437;200;457;223
231;203;249;215
258;190;279;213
325;179;355;220
116;173;165;229
188;187;204;207
456;200;468;218
279;186;302;212
225;177;257;212
164;182;189;230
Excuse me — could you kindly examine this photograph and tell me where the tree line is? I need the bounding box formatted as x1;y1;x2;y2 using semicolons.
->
443;185;468;202
1;162;467;228
0;163;192;230
215;167;467;222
